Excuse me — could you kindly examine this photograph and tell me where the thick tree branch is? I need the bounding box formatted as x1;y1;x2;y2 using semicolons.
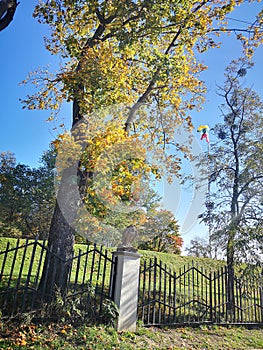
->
212;28;263;35
72;11;116;126
238;175;263;197
124;27;183;132
0;0;18;32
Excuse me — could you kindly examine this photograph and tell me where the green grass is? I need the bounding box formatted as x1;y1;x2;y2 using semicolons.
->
0;236;246;310
0;321;262;349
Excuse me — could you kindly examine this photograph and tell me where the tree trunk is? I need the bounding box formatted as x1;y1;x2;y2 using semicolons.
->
38;164;80;297
226;229;235;321
226;128;239;320
38;18;111;299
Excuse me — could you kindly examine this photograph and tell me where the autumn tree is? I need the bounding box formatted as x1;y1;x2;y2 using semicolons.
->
0;0;18;31
199;57;263;315
138;209;182;254
70;124;162;246
23;1;263;294
75;180;164;247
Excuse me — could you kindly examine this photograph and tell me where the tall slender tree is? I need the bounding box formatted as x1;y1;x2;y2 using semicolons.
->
200;57;263;315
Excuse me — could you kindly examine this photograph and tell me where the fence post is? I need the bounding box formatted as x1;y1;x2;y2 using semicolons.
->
111;248;141;331
209;271;213;322
260;286;263;323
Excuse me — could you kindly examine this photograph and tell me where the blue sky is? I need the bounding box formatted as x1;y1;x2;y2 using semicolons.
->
0;0;71;167
1;1;263;247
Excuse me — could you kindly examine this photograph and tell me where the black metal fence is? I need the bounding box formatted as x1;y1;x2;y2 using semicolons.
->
138;257;263;326
0;238;116;320
1;238;263;327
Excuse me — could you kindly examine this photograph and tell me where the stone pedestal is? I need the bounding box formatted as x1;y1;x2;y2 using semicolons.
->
112;249;141;331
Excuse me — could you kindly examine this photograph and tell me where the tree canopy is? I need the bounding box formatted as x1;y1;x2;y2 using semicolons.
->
138;208;182;254
22;1;263;217
25;0;263;135
0;149;56;239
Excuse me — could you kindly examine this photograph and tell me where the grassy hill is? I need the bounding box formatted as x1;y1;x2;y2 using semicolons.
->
139;249;226;272
0;236;225;274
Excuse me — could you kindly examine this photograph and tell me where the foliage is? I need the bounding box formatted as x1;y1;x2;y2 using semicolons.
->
54;124;168;245
0;148;56;239
185;237;210;258
35;287;118;327
138;209;183;254
74;125;153;233
199;57;263;267
22;0;263;176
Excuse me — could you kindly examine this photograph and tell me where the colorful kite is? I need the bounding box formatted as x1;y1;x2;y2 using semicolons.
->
197;125;209;143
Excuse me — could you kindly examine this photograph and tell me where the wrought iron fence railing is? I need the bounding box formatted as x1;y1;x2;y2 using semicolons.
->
138;257;263;326
0;238;116;321
1;238;263;327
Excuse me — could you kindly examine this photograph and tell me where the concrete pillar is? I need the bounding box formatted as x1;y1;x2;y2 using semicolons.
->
111;249;141;331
